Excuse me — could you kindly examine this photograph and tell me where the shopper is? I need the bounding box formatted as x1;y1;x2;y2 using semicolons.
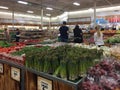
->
59;21;69;42
94;25;104;47
73;25;83;43
15;28;20;42
4;28;10;42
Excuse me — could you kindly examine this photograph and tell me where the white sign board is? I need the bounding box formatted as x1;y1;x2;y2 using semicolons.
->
0;63;4;74
11;67;20;82
37;76;52;90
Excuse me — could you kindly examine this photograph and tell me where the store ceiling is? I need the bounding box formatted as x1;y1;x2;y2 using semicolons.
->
0;0;120;17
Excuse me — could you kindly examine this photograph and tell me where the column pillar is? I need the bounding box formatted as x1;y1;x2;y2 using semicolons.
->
94;0;97;28
49;16;51;30
12;10;15;29
41;9;44;29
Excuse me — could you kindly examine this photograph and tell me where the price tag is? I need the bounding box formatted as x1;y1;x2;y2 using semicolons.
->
37;76;52;90
0;63;4;74
11;67;20;82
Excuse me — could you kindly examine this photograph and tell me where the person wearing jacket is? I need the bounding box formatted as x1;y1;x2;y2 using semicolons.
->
15;28;20;42
73;25;83;43
59;21;69;42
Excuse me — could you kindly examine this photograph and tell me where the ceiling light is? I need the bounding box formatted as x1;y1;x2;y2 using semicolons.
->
18;1;28;5
0;6;9;9
88;8;94;11
73;2;80;6
46;7;53;10
46;14;51;16
27;11;34;13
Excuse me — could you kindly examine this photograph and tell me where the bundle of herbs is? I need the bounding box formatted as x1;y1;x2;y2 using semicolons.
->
12;46;50;56
0;41;14;47
25;45;103;82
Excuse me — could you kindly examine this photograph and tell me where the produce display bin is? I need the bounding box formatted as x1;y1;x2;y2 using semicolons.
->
0;59;84;90
0;59;25;90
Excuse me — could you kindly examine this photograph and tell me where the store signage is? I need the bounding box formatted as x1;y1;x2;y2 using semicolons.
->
97;15;120;23
106;16;120;23
0;63;4;74
11;67;20;82
37;76;52;90
68;17;91;22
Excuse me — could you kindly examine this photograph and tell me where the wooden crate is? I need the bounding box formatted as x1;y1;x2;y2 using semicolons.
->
0;59;83;90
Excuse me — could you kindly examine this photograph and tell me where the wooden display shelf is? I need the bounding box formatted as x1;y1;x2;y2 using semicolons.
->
0;33;5;40
20;30;45;42
0;38;6;40
0;59;83;90
0;33;4;35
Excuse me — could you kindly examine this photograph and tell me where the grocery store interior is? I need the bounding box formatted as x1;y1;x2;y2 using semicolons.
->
0;0;120;90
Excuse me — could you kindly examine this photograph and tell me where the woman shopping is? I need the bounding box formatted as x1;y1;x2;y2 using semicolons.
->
94;25;104;47
73;25;83;43
15;28;21;42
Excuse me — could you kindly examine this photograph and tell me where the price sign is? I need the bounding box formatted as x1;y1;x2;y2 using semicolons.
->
37;76;52;90
0;63;4;74
11;67;20;82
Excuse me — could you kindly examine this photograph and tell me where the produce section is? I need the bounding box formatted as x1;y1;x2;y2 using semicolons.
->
105;35;120;44
25;45;103;81
11;46;49;56
0;41;14;47
0;0;120;90
0;42;25;65
0;41;120;90
89;30;117;35
83;30;120;45
111;46;120;59
9;30;46;44
81;58;120;90
0;32;6;40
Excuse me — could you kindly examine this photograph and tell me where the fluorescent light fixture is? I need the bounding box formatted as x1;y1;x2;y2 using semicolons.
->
0;6;9;9
18;1;28;5
97;6;120;12
46;14;51;16
88;8;94;11
46;7;53;10
0;11;11;15
27;11;34;13
73;2;80;6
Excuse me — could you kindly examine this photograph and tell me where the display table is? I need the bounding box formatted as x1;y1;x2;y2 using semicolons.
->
0;59;83;90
